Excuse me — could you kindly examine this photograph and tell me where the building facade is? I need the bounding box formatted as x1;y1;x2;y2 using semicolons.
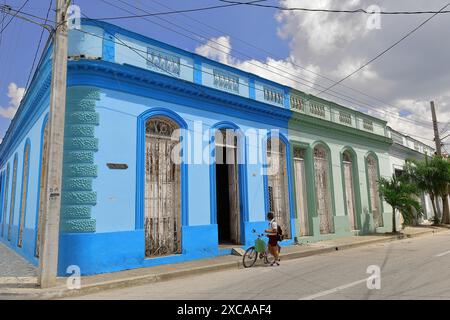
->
0;20;404;276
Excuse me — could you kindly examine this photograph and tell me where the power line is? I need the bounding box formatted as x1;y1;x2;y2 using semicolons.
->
25;0;53;91
0;7;436;149
0;4;55;23
2;1;434;128
97;0;433;129
219;0;450;15
311;1;450;101
1;1;436;131
85;0;268;21
0;0;29;33
0;1;6;50
148;0;434;126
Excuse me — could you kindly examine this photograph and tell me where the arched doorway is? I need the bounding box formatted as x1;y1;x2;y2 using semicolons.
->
214;128;241;245
367;154;383;228
266;137;291;239
343;150;357;230
313;145;334;234
144;117;182;257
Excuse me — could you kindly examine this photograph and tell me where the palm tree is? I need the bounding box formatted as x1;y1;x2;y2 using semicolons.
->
430;156;450;224
405;157;442;223
378;175;423;233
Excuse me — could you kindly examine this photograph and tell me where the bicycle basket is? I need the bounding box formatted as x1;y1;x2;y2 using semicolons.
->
255;238;266;253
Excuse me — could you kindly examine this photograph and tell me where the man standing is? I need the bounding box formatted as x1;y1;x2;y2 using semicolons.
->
265;211;280;266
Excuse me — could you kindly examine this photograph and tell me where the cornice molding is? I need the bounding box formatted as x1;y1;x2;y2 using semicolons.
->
290;111;392;146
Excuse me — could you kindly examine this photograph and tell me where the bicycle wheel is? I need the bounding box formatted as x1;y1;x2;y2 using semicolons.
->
264;249;276;265
243;247;258;268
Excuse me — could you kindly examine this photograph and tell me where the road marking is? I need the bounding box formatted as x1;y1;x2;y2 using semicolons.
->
435;250;450;257
299;278;368;300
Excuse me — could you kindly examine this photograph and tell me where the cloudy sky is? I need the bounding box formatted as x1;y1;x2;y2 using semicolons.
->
0;0;449;151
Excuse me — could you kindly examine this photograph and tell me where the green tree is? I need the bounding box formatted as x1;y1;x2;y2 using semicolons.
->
378;175;423;233
431;156;450;224
405;156;449;224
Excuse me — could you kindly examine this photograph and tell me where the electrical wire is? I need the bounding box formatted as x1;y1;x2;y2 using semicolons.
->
24;0;53;91
86;0;268;21
0;4;440;144
147;0;434;126
310;1;450;101
3;1;433;128
97;0;433;128
0;0;29;33
219;0;450;15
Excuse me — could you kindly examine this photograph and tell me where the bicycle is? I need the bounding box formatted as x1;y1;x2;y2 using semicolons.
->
242;230;276;268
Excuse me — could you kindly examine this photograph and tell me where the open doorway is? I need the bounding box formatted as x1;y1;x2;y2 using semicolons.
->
215;129;241;245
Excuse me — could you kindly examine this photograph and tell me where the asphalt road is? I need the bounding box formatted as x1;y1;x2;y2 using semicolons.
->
70;231;450;300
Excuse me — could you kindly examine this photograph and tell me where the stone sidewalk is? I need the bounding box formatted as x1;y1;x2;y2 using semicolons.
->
0;242;37;289
0;225;448;300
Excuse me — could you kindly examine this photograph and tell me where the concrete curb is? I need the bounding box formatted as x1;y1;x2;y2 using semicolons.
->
0;227;446;300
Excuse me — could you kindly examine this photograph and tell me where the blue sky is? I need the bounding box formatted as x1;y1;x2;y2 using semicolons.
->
0;0;288;138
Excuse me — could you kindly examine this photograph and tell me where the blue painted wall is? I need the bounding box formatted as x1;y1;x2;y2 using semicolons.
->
56;82;290;275
0;108;49;267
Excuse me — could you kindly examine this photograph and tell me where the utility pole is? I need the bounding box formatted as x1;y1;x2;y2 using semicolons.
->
38;0;72;289
430;101;442;156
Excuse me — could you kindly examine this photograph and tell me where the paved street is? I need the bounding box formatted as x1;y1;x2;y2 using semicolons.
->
69;231;450;300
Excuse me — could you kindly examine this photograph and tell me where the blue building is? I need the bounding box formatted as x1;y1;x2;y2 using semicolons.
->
0;20;394;276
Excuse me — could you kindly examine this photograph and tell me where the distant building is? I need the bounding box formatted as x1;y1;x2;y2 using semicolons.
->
387;127;436;224
0;20;408;276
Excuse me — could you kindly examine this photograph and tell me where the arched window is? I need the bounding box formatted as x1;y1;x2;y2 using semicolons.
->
266;137;291;238
36;120;49;258
313;145;334;234
18;142;31;248
367;154;383;227
8;155;18;241
343;150;357;230
1;165;10;238
145;117;182;257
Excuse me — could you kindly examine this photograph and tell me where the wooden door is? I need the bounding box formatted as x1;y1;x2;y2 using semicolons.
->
367;156;383;228
314;147;334;234
293;148;309;236
267;138;291;239
343;161;357;230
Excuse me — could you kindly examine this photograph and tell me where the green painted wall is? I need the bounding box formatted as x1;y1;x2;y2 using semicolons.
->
288;114;393;243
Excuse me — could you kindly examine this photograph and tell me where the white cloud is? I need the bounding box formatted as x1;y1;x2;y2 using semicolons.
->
195;36;321;91
195;35;232;65
0;83;25;119
194;0;450;149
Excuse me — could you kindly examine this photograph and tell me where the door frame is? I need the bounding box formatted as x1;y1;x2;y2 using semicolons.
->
311;141;336;234
340;146;362;231
262;132;295;240
364;151;384;228
136;108;189;235
209;121;248;245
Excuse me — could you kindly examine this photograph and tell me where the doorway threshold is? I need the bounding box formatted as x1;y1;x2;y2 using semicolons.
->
218;243;241;256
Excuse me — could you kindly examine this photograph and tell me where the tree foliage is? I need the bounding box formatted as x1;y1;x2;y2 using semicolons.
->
405;156;450;224
378;175;423;233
